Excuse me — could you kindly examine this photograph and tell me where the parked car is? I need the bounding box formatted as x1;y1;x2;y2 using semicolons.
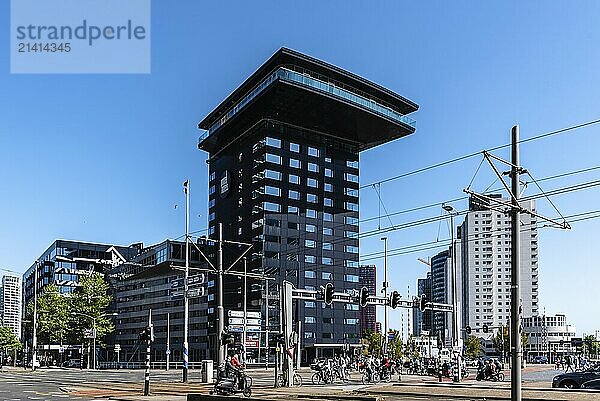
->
581;378;600;390
62;359;81;368
533;356;548;364
552;364;600;389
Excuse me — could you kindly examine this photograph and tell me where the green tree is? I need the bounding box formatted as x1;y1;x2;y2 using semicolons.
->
465;335;482;359
387;330;404;359
0;326;22;351
363;331;383;357
584;335;600;357
25;284;71;345
70;274;115;344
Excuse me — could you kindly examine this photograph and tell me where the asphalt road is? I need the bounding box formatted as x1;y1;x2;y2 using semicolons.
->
0;365;566;401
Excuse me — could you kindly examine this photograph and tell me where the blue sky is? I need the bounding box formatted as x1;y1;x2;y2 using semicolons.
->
1;1;599;335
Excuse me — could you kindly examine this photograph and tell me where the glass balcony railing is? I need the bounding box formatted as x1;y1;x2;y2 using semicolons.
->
199;67;417;141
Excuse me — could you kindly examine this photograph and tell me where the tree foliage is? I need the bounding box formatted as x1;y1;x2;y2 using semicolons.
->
25;274;115;345
0;326;22;351
362;331;383;357
584;335;600;356
465;335;482;359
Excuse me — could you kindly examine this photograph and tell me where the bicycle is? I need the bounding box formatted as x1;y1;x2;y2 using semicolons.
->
361;370;380;385
277;371;303;387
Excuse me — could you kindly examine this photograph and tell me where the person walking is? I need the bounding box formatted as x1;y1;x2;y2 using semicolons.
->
564;354;573;373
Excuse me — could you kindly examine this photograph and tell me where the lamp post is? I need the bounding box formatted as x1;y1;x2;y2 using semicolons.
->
381;236;388;355
442;204;461;382
32;261;39;371
71;312;118;369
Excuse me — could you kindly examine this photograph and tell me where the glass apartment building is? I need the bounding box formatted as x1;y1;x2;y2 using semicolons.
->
197;48;418;362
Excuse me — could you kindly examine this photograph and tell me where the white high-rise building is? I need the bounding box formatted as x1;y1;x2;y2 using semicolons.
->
1;274;22;340
460;195;539;341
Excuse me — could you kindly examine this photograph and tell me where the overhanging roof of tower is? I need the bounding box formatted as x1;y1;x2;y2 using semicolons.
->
198;47;418;153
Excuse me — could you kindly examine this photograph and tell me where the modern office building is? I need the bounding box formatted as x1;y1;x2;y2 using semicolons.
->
359;264;377;337
430;250;449;341
523;313;576;363
110;239;212;363
460;195;539;340
22;240;141;349
413;272;432;337
1;274;22;340
197;47;418;362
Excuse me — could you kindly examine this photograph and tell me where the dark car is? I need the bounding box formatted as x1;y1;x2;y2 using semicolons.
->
552;364;600;389
581;378;600;390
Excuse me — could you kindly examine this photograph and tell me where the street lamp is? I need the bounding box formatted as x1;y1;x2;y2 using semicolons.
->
380;236;388;355
442;204;461;382
71;312;118;370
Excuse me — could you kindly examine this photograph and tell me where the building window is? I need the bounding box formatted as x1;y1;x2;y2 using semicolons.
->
304;302;315;308
308;147;319;157
266;153;282;164
305;316;316;323
209;171;216;181
305;255;316;263
322;242;333;250
325;157;332;163
306;209;317;218
323;227;333;236
209;212;215;221
346;160;359;169
305;270;316;278
346;304;359;311
323;212;333;222
325;168;333;178
345;202;359;211
305;239;316;248
345;274;359;282
264;169;282;180
265;185;280;196
324;183;333;192
345;245;359;254
344;318;359;325
324;198;333;207
209;185;216;195
345;173;359;183
288;206;299;214
345;216;359;226
344;230;358;238
322;272;333;280
209;199;215;208
263;202;281;212
289;174;300;184
289;190;300;200
290;143;300;153
290;159;301;169
345;187;358;197
308;162;319;173
306;224;316;233
307;194;318;203
307;178;318;188
345;260;359;268
265;137;281;148
322;257;333;265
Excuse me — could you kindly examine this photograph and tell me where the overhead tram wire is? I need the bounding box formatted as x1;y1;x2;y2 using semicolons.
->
359;208;600;263
360;117;600;190
274;175;600;264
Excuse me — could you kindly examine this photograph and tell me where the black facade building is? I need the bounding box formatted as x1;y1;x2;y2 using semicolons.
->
413;272;432;336
197;48;418;362
359;264;377;337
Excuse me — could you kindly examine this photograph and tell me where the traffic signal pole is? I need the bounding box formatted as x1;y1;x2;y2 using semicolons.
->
144;309;153;396
183;180;189;383
217;223;225;366
510;125;522;401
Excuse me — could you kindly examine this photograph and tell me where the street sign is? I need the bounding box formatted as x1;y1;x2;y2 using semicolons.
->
170;289;184;300
246;340;259;347
228;310;245;318
166;349;170;355
84;329;96;339
187;287;205;298
229;317;244;325
171;278;184;289
246;311;262;319
228;326;243;332
59;346;64;354
246;318;261;326
188;274;205;286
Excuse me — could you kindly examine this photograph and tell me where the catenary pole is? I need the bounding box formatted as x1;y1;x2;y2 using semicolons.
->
381;237;388;354
32;261;38;371
166;312;170;371
510;125;522;401
217;223;224;366
243;257;247;363
183;180;189;382
144;309;152;396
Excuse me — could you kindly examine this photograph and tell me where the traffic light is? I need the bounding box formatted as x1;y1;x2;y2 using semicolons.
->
359;287;369;307
483;325;489;334
139;326;154;342
465;326;472;335
324;283;334;305
390;290;400;309
419;294;427;312
221;332;235;345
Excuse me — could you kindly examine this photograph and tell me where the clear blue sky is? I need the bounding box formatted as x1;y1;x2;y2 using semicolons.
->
1;1;599;336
